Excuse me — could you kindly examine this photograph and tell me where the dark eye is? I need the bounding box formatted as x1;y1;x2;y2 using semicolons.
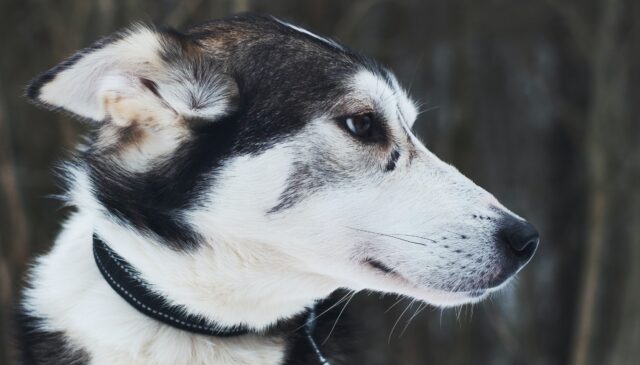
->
343;114;372;138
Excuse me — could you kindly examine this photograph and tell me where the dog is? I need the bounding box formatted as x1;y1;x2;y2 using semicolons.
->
18;13;539;365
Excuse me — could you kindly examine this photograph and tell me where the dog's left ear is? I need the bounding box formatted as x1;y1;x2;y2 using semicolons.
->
27;25;236;126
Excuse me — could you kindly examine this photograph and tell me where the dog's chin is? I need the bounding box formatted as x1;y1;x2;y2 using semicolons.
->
360;259;506;307
390;279;495;308
411;287;491;307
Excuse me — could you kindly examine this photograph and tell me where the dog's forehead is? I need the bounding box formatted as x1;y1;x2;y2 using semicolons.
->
185;15;416;124
189;14;346;57
187;15;388;91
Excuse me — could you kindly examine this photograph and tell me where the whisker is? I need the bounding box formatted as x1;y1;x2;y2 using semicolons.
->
400;302;427;337
347;227;427;247
291;290;353;333
385;296;405;313
322;291;356;345
388;299;414;343
387;233;437;243
470;303;475;321
405;50;425;94
419;105;441;114
314;290;353;321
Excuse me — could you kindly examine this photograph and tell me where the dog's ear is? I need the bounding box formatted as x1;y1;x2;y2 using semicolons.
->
27;25;236;126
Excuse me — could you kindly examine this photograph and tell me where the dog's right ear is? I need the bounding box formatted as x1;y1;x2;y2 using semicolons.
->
27;25;236;126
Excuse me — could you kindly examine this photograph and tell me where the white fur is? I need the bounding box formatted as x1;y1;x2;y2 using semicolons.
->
38;26;233;123
351;70;418;129
24;213;287;365
26;27;526;364
38;26;236;173
38;26;163;121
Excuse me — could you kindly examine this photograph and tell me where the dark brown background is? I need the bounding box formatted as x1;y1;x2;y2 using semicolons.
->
1;0;639;364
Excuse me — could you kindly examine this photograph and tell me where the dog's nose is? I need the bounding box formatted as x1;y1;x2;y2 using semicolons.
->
498;216;539;264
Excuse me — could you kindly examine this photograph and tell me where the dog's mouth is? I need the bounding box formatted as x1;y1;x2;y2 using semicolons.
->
361;258;495;305
361;257;416;288
364;258;395;275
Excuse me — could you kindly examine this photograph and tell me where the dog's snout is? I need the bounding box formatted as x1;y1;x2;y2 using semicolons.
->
498;216;539;264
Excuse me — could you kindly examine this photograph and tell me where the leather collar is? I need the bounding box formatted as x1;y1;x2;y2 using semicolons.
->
92;234;331;364
93;234;249;336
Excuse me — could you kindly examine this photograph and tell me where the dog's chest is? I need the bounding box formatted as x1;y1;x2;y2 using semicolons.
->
89;335;289;365
17;310;350;365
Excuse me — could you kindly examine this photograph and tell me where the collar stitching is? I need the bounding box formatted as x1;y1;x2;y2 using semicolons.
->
94;247;219;331
93;234;332;364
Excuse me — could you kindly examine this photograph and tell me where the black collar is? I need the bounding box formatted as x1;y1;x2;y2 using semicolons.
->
93;234;249;336
92;234;331;364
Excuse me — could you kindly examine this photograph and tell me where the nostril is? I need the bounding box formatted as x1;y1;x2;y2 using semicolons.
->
499;217;540;261
508;224;539;253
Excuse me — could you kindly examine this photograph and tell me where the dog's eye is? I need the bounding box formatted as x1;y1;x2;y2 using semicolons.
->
343;114;372;138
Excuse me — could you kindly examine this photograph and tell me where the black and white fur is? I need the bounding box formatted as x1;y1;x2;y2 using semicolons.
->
18;14;538;365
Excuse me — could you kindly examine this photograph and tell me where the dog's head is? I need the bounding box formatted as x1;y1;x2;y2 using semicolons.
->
29;14;537;308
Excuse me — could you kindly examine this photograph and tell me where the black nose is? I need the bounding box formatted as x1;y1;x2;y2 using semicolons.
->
498;216;539;263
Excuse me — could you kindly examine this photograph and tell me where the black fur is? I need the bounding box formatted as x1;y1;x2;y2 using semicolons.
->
282;291;357;365
385;149;401;172
27;14;393;249
22;13;390;364
87;115;241;249
15;310;89;365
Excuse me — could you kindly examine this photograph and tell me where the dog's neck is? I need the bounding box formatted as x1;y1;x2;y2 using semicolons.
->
25;211;342;364
93;233;335;364
90;212;341;330
89;209;338;331
92;235;252;337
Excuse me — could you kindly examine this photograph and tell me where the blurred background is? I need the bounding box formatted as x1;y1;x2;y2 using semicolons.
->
1;0;638;364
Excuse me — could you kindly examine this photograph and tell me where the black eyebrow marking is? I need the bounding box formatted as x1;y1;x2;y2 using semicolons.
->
385;149;400;172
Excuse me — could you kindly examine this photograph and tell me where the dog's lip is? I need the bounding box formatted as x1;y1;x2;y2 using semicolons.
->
361;258;416;285
362;257;420;289
360;258;494;304
467;289;487;297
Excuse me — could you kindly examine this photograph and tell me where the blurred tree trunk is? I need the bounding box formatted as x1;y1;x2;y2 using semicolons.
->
568;0;637;363
1;1;639;365
0;74;29;365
